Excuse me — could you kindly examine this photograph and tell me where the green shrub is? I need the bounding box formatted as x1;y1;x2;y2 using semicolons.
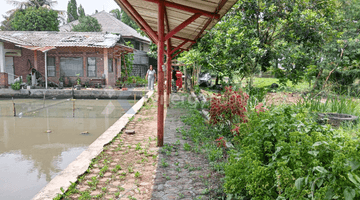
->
225;105;360;200
11;78;22;90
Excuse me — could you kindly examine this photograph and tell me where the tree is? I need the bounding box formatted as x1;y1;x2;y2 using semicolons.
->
5;0;57;13
121;9;138;29
1;13;15;30
77;4;85;18
3;0;59;30
179;0;339;87
10;7;59;31
67;0;78;23
110;9;121;20
72;16;102;32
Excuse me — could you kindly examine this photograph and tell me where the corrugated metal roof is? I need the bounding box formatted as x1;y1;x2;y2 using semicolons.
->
0;31;130;49
59;11;150;43
114;0;237;50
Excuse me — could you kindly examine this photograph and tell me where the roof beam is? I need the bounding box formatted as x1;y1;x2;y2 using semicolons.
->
164;13;201;41
155;32;196;43
172;49;185;58
170;40;188;55
143;0;220;19
120;0;158;43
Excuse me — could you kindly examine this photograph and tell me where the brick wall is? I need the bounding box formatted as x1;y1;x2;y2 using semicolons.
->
0;73;8;88
4;43;121;86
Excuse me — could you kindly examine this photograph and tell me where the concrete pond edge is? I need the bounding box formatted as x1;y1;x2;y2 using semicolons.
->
32;90;154;200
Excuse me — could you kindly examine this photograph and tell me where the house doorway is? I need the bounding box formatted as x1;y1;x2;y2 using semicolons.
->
5;57;14;84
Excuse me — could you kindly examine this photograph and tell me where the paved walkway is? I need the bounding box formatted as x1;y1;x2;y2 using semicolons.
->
66;92;215;199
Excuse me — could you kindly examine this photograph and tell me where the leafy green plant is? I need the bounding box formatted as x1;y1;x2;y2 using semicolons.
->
225;104;360;199
11;77;22;90
160;158;169;167
183;143;192;151
76;73;81;85
134;171;141;178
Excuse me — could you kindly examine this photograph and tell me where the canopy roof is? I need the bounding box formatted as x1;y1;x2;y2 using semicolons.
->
114;0;237;51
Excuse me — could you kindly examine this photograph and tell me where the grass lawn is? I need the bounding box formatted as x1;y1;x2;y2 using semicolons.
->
235;77;311;92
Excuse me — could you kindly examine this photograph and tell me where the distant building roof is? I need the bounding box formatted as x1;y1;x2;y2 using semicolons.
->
0;31;132;52
59;11;150;43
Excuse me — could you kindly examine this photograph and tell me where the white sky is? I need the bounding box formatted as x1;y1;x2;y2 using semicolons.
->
0;0;121;22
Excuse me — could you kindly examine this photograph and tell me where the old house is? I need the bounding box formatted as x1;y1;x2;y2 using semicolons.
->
59;11;155;78
0;31;133;88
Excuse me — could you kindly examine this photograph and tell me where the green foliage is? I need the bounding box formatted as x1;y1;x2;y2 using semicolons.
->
26;74;32;85
120;9;138;30
77;4;85;18
121;41;134;80
11;78;22;90
126;76;146;85
67;0;78;22
10;7;59;31
225;105;360;199
110;9;121;20
179;0;340;87
71;16;102;32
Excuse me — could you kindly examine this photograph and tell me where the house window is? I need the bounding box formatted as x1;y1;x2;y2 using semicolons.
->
88;57;96;77
47;57;56;77
108;58;113;73
60;57;83;77
135;41;140;50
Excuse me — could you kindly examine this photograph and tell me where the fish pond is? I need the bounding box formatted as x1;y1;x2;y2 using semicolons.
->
0;99;135;200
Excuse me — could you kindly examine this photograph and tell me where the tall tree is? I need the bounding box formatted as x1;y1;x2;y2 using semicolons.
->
72;16;102;32
10;7;59;31
67;0;78;23
5;0;57;13
120;9;138;29
3;0;58;30
77;4;85;18
110;9;121;20
181;0;339;87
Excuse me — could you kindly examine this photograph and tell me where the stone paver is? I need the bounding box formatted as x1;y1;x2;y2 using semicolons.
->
151;98;213;200
65;91;219;199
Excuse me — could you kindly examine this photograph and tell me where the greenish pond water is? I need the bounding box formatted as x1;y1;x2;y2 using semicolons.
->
0;99;134;200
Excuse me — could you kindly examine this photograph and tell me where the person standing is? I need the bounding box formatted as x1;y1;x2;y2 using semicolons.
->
145;65;156;90
171;66;178;93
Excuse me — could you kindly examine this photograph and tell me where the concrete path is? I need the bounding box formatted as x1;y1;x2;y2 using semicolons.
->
64;92;215;199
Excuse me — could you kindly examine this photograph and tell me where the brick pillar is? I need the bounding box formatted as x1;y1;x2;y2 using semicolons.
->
0;72;8;88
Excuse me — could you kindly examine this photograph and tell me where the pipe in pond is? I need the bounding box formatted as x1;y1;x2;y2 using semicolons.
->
12;97;16;117
134;93;136;104
13;102;16;116
73;101;75;118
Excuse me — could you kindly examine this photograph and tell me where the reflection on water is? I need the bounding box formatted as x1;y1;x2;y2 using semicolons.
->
0;99;134;200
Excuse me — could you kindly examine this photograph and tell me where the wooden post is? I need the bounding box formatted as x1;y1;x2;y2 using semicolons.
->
157;0;165;147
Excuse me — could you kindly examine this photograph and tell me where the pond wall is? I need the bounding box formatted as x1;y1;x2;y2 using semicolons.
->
0;89;147;99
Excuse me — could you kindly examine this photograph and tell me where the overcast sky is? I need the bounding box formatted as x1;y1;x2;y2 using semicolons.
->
1;0;121;22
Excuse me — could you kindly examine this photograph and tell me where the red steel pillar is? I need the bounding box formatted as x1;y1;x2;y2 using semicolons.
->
166;39;171;107
157;0;165;147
